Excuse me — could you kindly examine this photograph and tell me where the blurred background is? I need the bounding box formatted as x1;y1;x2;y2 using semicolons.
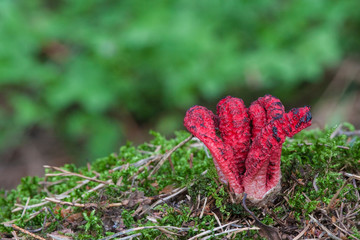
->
1;0;360;189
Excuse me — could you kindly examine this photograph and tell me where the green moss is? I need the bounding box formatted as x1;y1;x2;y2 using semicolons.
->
1;126;360;239
121;209;136;228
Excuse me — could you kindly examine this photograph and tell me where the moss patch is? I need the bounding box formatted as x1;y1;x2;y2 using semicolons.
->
1;125;360;239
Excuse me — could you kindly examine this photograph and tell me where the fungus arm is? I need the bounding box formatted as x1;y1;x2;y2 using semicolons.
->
217;96;251;178
243;105;312;200
184;106;243;194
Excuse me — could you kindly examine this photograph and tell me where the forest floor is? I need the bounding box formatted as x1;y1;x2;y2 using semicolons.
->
1;124;360;239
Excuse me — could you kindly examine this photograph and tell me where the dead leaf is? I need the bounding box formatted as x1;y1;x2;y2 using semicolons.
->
66;213;83;223
151;181;159;188
60;208;73;218
160;185;175;194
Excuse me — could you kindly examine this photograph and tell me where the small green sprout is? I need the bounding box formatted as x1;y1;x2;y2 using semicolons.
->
82;210;102;233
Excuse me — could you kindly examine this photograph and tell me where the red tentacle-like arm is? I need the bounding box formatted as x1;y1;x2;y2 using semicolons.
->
245;95;285;200
217;97;251;179
184;105;244;194
184;95;312;202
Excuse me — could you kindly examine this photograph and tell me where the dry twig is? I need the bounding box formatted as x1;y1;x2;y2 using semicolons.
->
44;197;97;208
20;197;30;219
211;211;222;231
327;178;350;210
12;201;49;213
187;220;239;240
199;197;207;219
139;186;188;217
344;172;360;181
44;165;111;185
11;230;19;240
148;134;193;177
292;224;310;240
309;214;342;240
99;225;192;240
12;224;47;240
116;233;142;240
112;155;161;171
201;226;260;240
313;173;319;192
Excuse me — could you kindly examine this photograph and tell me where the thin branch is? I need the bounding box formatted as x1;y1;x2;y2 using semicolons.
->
44;197;97;208
200;197;207;219
330;124;360;138
332;222;360;240
157;226;182;236
45;197;134;209
139;186;188;217
339;130;360;136
293;224;310;240
20;197;30;218
79;180;113;199
55;179;91;199
12;224;47;240
327;178;349;210
11;231;19;240
201;227;260;240
23;207;48;223
12;201;49;213
344;172;360;181
313;173;319;192
148;134;193;177
117;233;142;240
112;155;161;171
187;220;239;240
309;214;342;240
211;211;222;231
99;225;192;240
44;165;111;185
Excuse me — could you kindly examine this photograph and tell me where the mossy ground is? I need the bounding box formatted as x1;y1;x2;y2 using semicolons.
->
1;125;360;239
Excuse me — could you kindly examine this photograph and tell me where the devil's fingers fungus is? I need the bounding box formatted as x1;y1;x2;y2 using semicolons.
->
184;95;312;204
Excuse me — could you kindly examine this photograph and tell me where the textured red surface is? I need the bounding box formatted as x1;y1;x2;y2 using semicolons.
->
184;95;312;200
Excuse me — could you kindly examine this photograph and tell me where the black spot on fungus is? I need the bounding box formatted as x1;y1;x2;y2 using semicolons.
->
292;108;299;115
273;113;283;120
190;126;197;131
296;111;312;129
266;139;273;148
272;126;281;142
305;111;312;122
218;147;224;155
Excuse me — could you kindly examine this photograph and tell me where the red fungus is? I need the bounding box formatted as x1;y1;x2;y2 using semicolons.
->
216;97;251;179
184;95;312;203
184;105;243;194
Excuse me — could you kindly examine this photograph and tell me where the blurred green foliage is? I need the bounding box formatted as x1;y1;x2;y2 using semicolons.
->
0;0;359;160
